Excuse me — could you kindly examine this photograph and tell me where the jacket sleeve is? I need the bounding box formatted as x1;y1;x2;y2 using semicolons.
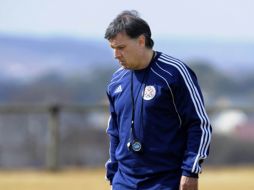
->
105;92;119;184
173;67;212;178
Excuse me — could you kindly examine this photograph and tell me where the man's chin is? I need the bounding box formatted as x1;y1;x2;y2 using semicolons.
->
123;65;132;70
120;62;128;68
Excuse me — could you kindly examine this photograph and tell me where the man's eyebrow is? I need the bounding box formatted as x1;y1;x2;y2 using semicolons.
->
111;43;125;48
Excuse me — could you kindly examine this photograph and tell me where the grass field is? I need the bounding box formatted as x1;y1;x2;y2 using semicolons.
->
0;167;253;190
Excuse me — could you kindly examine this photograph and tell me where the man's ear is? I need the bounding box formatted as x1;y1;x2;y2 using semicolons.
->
138;35;146;47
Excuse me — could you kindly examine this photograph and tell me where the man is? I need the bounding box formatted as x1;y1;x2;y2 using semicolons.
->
104;10;212;190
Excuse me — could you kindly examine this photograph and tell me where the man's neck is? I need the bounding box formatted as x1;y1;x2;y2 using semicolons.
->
136;49;154;70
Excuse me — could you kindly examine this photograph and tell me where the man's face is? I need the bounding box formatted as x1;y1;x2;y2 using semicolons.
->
109;32;145;70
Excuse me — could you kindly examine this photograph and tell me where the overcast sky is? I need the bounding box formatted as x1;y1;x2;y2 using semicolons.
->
0;0;254;42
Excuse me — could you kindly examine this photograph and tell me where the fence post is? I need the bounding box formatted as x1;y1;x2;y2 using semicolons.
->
46;104;60;171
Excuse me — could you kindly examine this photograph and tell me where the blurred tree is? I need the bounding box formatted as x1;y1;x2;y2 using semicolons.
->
189;60;254;104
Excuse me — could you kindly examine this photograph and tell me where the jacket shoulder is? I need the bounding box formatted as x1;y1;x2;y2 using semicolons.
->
107;67;128;94
156;53;197;82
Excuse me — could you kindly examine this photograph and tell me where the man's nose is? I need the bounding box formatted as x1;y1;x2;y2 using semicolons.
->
114;49;121;59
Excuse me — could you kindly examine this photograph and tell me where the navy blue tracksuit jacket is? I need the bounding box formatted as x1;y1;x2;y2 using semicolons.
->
105;51;212;190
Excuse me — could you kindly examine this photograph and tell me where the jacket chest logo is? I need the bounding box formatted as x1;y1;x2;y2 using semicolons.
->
114;85;122;94
143;86;156;100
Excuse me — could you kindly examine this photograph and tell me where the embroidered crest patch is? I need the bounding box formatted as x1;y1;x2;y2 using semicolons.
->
143;86;156;100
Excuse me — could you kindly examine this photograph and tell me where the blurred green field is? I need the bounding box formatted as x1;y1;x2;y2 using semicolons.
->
0;167;253;190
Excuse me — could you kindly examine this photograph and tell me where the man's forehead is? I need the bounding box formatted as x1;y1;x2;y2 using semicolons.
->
110;32;127;40
109;39;125;47
109;33;129;47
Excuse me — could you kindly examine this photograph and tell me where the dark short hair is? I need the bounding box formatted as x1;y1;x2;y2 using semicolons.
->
104;10;154;49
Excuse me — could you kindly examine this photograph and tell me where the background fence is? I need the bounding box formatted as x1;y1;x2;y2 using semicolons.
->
0;104;253;170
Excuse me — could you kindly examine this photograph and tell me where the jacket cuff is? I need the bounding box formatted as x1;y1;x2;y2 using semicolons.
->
182;170;199;178
105;175;113;185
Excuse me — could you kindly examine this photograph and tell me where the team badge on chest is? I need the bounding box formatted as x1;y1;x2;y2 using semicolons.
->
143;86;156;100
